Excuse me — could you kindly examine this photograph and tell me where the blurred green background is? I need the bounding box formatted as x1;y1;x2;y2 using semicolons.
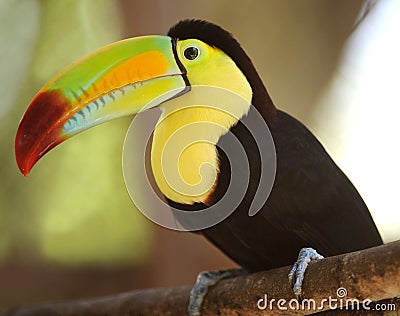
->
1;0;151;266
1;0;398;311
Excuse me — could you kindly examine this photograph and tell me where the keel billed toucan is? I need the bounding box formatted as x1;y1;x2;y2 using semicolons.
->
16;20;382;314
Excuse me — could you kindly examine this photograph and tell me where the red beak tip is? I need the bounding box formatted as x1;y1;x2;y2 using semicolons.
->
16;155;32;177
15;90;70;177
15;138;33;176
20;166;31;177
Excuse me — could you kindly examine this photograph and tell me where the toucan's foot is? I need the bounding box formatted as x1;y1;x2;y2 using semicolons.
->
188;268;248;316
288;247;323;297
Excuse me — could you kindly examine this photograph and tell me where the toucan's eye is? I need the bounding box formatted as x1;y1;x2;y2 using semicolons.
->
183;46;200;60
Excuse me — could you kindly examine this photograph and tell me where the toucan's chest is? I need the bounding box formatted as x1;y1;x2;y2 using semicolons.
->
150;106;233;205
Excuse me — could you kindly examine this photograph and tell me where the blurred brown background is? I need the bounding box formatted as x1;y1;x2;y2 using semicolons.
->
1;0;398;311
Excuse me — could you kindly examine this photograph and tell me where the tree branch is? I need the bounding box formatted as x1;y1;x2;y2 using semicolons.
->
2;241;399;316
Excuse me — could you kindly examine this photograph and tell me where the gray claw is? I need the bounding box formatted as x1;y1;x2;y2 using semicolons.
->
189;268;247;316
288;247;323;296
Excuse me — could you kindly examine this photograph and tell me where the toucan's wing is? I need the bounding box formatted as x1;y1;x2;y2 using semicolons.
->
200;110;382;272
259;110;382;256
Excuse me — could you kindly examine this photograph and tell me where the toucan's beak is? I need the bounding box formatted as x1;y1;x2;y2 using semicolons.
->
16;36;188;176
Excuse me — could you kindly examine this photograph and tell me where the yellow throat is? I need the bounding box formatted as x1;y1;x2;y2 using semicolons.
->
151;39;252;205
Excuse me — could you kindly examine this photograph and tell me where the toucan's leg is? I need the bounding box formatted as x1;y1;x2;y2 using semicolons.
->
288;247;324;296
189;268;248;316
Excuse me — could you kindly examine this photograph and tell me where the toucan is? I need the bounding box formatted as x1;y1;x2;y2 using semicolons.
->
15;20;382;315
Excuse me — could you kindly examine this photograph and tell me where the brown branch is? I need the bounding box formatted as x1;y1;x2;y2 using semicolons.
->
1;241;399;316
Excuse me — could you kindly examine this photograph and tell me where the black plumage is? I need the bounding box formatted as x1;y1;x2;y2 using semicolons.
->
167;20;382;272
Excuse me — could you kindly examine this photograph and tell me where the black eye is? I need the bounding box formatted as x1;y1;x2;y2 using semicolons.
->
183;46;199;60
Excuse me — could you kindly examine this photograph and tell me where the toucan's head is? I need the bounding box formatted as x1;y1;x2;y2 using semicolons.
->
15;19;275;196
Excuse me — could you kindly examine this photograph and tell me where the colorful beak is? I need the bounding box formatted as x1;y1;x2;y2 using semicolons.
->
15;36;188;175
